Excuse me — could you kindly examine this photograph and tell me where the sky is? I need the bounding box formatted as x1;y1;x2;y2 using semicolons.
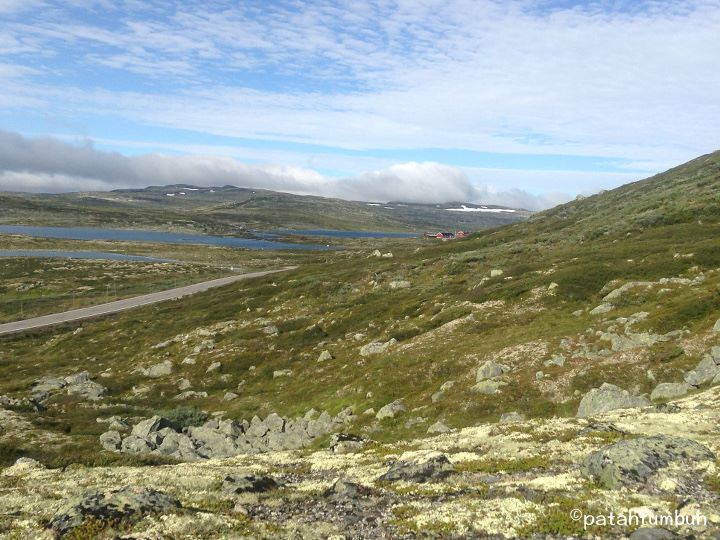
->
0;0;719;210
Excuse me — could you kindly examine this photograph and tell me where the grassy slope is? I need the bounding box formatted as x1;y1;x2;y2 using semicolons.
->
0;150;719;465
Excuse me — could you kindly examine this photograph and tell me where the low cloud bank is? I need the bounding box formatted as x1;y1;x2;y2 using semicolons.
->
0;130;571;210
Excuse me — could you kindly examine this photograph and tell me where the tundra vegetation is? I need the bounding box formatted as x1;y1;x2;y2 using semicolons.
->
0;151;719;538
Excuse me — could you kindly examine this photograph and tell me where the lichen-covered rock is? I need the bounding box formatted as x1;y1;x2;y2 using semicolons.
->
684;356;719;387
581;435;715;489
576;383;651;418
66;380;107;401
131;416;178;439
222;473;278;494
376;400;406;420
472;379;507;394
650;382;691;401
499;411;526;423
360;339;396;357
143;360;173;378
48;487;180;537
476;360;510;381
324;478;371;500
379;451;454;483
99;430;122;452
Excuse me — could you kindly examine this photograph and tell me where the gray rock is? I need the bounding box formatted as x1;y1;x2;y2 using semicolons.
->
379;452;454;483
246;416;269;439
174;390;207;400
155;432;198;460
222;473;278;494
64;371;90;385
30;376;67;400
48;486;180;537
476;360;510;381
589;303;614;315
264;413;286;432
99;430;122;452
376;400;406;420
329;433;366;453
543;355;566;367
650;382;691;401
576;383;651;418
262;325;279;335
121;435;154;454
144;360;173;378
499;412;526;423
188;426;238;459
629;528;677;540
388;280;411;289
684;356;719;386
472;379;507;394
360;339;396;357
709;346;720;363
206;361;222;373
713;319;720;332
223;392;238;401
272;369;292;378
131;416;178;439
581;435;715;489
324;478;370;500
307;411;334;436
427;421;451;434
66;380;107;401
177;378;192;390
317;350;333;362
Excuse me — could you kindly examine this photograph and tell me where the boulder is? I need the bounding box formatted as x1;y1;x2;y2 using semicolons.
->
650;382;691;401
206;361;222;373
360;339;396;357
324;478;370;500
427;421;451;434
264;413;285;432
490;269;503;277
131;416;178;439
66;380;107;401
64;371;90;385
376;400;406;420
388;280;411;289
576;383;651;418
99;430;122;452
329;433;366;453
472;379;507;394
223;392;238;401
589;303;614;315
262;325;279;335
273;369;292;378
317;350;333;362
684;356;719;386
710;346;720;363
222;473;278;494
713;318;720;332
48;486;181;537
121;436;154;454
144;360;173;378
499;411;526;423
379;451;454;483
476;360;510;381
188;426;239;459
543;355;566;367
629;529;677;540
581;435;715;489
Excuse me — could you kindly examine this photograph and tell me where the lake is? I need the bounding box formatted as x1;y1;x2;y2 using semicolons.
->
0;250;177;263
270;229;418;238
0;225;331;251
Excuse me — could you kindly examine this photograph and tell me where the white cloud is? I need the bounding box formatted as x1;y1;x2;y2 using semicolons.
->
0;130;570;209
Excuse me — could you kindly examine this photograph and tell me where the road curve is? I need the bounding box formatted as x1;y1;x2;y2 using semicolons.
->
0;266;297;336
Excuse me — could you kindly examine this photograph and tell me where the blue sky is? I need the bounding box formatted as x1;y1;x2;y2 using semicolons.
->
1;0;719;208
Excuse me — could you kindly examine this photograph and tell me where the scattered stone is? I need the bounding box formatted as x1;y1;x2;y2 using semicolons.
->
131;416;178;439
376;400;406;420
431;380;455;403
472;379;508;394
223;392;239;401
650;382;691;401
222;473;278;494
144;360;174;378
48;487;181;537
371;250;382;257
329;433;366;453
578;422;626;436
273;369;292;378
381;252;393;258
581;435;715;489
379;451;454;483
427;421;451;434
576;383;651;418
684;356;719;386
499;412;526;423
713;319;720;332
317;350;333;362
66;380;107;401
99;430;122;452
206;361;222;373
476;360;510;381
388;280;411;289
535;371;544;380
174;391;208;400
543;354;566;367
629;528;677;540
590;303;614;315
360;339;397;357
262;325;279;335
64;371;90;385
490;269;503;277
324;478;370;500
177;378;192;390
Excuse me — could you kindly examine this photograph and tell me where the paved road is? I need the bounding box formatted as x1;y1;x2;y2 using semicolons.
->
0;266;297;336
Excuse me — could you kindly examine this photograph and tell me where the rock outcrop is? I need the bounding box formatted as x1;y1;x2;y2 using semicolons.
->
576;383;651;418
102;408;355;461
